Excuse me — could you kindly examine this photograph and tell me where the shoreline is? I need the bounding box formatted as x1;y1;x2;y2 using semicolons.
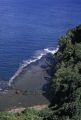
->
0;52;56;111
0;47;58;92
8;47;59;86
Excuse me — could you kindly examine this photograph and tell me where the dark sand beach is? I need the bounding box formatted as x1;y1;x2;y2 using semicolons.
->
0;53;55;111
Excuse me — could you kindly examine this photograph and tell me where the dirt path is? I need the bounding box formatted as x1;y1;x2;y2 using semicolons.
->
9;104;48;113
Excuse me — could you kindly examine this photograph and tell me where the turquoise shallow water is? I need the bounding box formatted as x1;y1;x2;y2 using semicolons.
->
0;0;81;80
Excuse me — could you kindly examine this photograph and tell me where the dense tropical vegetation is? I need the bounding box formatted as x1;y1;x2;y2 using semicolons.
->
0;24;81;120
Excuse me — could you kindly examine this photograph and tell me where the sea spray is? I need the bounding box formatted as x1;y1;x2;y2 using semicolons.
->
8;47;59;86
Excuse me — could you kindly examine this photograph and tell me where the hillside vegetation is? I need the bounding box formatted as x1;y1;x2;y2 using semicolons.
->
0;25;81;120
49;24;81;120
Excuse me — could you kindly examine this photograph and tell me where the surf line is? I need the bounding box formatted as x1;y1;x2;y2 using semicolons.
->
8;46;59;86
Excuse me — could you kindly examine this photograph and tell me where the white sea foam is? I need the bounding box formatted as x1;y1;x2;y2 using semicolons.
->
8;46;59;86
44;47;59;54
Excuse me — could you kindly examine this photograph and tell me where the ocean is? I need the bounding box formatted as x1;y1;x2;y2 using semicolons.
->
0;0;81;81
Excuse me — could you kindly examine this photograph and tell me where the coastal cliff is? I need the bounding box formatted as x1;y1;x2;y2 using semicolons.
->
0;25;81;120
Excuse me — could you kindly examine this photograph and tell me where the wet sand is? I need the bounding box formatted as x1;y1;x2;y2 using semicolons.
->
0;54;55;111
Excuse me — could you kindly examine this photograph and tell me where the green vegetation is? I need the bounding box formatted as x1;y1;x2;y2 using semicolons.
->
0;108;43;120
49;24;81;120
0;25;81;120
0;108;53;120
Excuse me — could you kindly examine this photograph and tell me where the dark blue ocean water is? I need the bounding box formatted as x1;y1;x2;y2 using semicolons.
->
0;0;81;81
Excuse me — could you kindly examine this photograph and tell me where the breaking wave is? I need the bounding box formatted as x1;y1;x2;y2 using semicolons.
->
8;46;59;86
